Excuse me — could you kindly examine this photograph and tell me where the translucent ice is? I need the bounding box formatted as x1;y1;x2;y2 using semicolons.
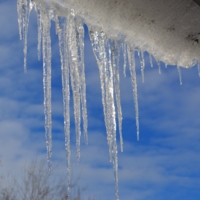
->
17;1;200;200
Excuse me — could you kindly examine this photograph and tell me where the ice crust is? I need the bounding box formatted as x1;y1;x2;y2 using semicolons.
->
17;0;200;199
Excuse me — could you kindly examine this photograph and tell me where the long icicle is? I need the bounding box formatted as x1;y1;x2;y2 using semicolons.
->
41;8;52;169
57;16;71;197
76;20;88;144
105;38;119;200
112;41;123;152
90;30;111;160
67;10;82;160
127;46;140;140
90;30;119;200
89;30;108;154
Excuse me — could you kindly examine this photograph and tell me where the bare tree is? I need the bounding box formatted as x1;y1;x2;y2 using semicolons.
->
0;159;92;200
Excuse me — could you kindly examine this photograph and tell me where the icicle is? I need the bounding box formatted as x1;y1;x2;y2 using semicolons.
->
76;20;88;145
17;0;31;72
111;41;123;152
127;46;140;141
67;10;82;160
198;62;200;77
177;66;183;85
149;54;153;68
157;60;161;74
41;9;52;169
34;4;42;60
57;16;71;197
123;43;127;77
106;39;119;200
90;30;111;160
165;63;168;68
17;2;196;200
138;50;145;82
89;31;109;155
17;0;23;40
89;30;119;200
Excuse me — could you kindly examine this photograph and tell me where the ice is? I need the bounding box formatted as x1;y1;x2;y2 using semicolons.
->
17;0;53;169
122;43;127;77
149;54;153;68
127;46;140;141
17;0;33;72
67;10;82;160
41;7;53;169
138;50;145;82
177;66;183;85
111;41;123;152
17;0;199;199
89;30;119;200
20;2;54;167
198;62;200;77
157;60;161;74
76;20;88;145
17;1;140;198
17;0;23;40
34;4;42;60
42;7;52;168
57;16;71;195
56;11;88;196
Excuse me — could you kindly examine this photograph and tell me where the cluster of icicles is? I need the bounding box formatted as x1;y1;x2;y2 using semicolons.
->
16;0;188;199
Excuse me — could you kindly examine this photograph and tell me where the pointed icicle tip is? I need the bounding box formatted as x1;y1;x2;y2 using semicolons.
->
177;66;183;85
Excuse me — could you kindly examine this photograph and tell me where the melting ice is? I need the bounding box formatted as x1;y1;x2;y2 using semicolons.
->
16;0;190;199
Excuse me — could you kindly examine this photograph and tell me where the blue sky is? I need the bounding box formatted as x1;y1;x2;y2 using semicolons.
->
0;0;200;199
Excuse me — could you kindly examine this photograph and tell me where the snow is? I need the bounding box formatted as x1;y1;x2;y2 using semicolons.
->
16;0;200;199
34;0;200;68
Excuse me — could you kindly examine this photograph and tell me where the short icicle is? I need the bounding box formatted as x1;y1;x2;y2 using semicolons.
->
17;0;31;72
197;62;200;77
138;50;145;82
177;66;183;85
127;46;140;141
157;60;161;74
149;54;153;68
